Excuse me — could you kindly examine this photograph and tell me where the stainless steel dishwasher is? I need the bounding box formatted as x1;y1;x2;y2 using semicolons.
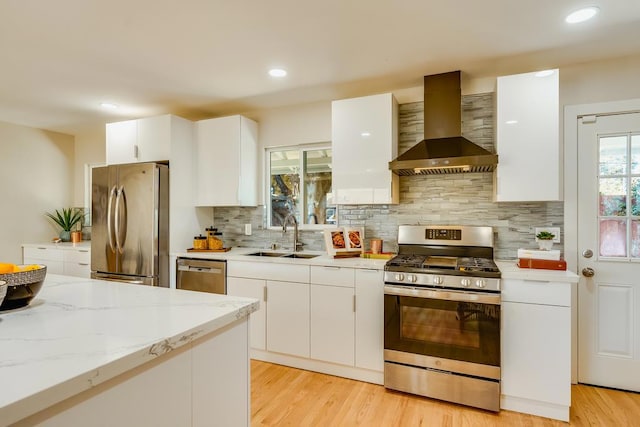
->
176;258;226;294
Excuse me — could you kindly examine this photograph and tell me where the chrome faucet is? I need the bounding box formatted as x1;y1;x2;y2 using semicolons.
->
282;213;303;252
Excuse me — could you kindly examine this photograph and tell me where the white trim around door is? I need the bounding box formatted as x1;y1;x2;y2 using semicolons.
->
563;97;640;385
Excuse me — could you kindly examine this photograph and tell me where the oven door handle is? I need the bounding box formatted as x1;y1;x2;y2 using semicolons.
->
384;285;500;305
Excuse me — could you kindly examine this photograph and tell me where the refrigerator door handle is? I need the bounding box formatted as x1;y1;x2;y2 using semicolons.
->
107;185;117;253
115;185;128;253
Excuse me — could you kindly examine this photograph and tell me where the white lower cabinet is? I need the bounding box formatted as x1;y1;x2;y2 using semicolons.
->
227;277;266;350
311;284;355;365
355;269;384;371
227;260;384;384
266;280;310;358
501;279;571;422
23;244;91;278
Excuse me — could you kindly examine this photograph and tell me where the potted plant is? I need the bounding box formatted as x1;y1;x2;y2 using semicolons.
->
45;208;84;242
536;230;555;250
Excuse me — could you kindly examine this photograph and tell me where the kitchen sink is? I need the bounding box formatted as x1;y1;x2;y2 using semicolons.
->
244;251;320;259
281;253;319;259
245;251;286;257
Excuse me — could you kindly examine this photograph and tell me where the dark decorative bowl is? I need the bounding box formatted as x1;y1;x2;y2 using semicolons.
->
0;265;47;311
0;280;7;307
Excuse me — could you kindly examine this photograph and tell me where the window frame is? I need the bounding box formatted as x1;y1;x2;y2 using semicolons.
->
265;142;335;231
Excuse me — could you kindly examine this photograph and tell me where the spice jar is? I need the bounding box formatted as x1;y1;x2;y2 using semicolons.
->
193;235;207;250
208;232;224;250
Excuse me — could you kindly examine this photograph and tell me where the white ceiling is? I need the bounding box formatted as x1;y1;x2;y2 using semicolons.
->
2;0;640;135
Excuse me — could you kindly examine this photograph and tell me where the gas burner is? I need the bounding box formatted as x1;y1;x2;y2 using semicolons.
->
458;257;500;273
387;254;427;269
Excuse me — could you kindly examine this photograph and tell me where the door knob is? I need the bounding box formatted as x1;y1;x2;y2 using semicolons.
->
582;249;593;258
582;267;595;277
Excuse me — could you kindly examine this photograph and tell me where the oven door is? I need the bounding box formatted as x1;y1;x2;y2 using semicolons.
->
384;284;500;379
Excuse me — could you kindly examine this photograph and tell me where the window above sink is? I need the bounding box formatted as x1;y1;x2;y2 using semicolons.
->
267;143;335;231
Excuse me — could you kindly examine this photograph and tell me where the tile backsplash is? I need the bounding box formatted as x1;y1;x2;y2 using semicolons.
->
212;94;564;260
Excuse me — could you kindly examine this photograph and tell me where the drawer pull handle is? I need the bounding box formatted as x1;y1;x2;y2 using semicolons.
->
79;250;89;253
323;266;340;270
37;247;47;250
79;263;89;266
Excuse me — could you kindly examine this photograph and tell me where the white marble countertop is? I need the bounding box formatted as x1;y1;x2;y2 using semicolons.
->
0;274;259;426
496;260;580;283
21;241;91;250
171;247;389;269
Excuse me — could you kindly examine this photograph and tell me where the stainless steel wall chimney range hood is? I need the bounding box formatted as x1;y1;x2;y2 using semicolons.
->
389;71;498;175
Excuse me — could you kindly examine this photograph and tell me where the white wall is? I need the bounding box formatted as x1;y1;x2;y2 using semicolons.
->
0;121;75;263
73;127;106;206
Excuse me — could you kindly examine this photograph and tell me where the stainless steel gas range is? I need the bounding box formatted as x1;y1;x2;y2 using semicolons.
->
383;225;501;412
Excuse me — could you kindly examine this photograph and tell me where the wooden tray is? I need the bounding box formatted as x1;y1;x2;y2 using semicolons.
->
186;247;232;253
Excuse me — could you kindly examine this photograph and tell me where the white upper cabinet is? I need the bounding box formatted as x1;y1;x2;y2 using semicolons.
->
106;115;174;165
495;69;560;202
332;93;399;205
194;115;258;206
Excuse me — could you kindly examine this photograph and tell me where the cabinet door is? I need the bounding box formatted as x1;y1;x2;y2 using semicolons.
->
227;277;266;351
332;93;398;204
106;120;138;165
195;116;241;206
266;280;309;358
137;115;171;162
355;269;384;371
496;69;560;201
501;301;571;406
310;284;355;365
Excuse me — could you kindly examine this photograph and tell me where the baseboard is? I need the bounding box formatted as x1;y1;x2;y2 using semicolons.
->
250;349;384;385
501;394;570;422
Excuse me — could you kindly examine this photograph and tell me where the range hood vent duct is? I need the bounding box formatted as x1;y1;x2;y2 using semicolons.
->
389;71;498;176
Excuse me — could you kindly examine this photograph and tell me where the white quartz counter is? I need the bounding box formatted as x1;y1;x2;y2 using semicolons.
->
22;241;91;250
0;274;258;426
496;260;580;283
172;247;388;269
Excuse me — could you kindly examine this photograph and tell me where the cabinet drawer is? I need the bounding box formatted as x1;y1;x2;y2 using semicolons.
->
355;268;383;286
24;258;64;274
23;247;64;262
64;262;91;278
310;266;354;288
502;279;571;306
64;248;91;263
227;261;309;283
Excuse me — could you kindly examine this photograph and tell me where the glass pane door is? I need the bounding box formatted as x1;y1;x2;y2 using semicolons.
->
598;133;640;258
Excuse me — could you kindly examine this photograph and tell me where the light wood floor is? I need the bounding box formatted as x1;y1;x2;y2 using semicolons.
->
251;360;640;426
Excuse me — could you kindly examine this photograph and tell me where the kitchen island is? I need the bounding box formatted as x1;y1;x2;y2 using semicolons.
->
0;274;258;427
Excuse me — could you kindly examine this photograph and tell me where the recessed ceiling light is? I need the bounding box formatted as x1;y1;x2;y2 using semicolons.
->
505;120;519;125
268;68;287;78
565;6;599;24
361;132;371;137
100;102;119;110
535;70;555;78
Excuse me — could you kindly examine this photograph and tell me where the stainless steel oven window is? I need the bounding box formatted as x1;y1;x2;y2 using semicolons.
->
384;289;500;367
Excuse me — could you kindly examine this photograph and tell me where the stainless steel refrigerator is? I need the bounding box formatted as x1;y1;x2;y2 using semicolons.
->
91;162;169;286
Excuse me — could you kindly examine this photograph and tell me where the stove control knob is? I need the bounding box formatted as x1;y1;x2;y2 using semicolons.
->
461;278;471;287
475;279;486;288
395;273;405;281
408;274;418;283
433;276;443;285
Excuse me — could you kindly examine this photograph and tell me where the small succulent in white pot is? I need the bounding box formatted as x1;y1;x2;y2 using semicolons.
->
536;231;555;250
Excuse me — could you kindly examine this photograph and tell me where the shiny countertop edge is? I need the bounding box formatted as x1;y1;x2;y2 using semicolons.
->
21;241;91;250
171;247;388;269
0;274;259;426
172;249;578;281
